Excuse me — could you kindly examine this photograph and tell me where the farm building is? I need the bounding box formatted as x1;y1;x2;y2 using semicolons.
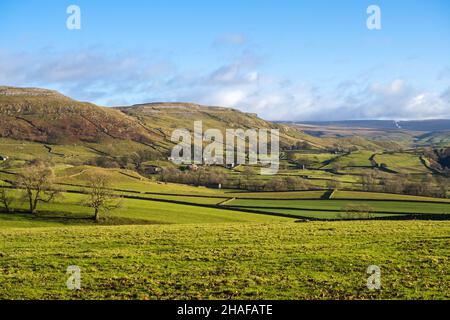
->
142;165;162;175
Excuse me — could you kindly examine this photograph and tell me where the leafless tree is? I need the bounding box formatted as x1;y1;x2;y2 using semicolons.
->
340;204;375;219
16;162;60;214
83;174;120;222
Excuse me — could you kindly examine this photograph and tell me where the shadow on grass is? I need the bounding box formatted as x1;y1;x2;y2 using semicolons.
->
374;213;450;221
293;213;450;222
0;209;170;226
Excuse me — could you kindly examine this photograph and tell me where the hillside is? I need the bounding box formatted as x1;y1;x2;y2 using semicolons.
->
0;86;327;152
1;86;442;155
117;102;326;150
0;86;156;147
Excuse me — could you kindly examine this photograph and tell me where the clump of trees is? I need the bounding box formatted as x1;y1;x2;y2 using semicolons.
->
287;154;317;169
157;166;313;192
360;172;379;192
266;176;311;191
361;171;449;198
288;141;313;150
159;167;227;187
240;176;312;192
85;149;161;171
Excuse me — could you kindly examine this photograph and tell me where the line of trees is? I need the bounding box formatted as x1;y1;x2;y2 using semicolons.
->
157;166;314;191
159;167;227;187
360;172;449;198
239;176;312;192
85;149;161;171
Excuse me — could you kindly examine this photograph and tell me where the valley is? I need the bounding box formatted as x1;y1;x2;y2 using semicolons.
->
0;86;449;299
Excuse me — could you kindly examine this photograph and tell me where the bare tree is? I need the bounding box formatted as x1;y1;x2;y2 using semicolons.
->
194;167;205;186
242;166;253;180
84;174;120;222
0;187;14;213
16;162;60;214
340;204;375;219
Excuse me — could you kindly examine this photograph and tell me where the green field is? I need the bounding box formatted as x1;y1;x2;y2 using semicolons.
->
1;134;450;300
226;190;327;199
333;190;450;203
0;191;290;228
1;221;449;299
323;151;374;169
225;199;450;215
374;153;430;174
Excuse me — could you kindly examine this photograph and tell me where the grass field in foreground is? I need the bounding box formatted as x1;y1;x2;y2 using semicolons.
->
0;221;449;299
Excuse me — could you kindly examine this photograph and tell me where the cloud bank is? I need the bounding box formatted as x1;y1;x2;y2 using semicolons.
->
0;48;449;121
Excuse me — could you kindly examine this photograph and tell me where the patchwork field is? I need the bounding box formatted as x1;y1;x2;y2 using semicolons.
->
224;198;450;218
0;191;290;228
1;127;450;300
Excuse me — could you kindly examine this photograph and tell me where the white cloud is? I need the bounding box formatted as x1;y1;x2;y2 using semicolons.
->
0;48;449;121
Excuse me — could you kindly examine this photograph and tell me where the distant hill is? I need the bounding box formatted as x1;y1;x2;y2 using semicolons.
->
284;119;450;132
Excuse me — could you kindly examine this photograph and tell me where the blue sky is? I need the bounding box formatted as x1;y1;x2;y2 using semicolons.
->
0;0;449;120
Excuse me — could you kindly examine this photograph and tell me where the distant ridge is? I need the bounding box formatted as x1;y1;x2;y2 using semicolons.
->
118;101;259;116
281;119;450;132
0;86;70;98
